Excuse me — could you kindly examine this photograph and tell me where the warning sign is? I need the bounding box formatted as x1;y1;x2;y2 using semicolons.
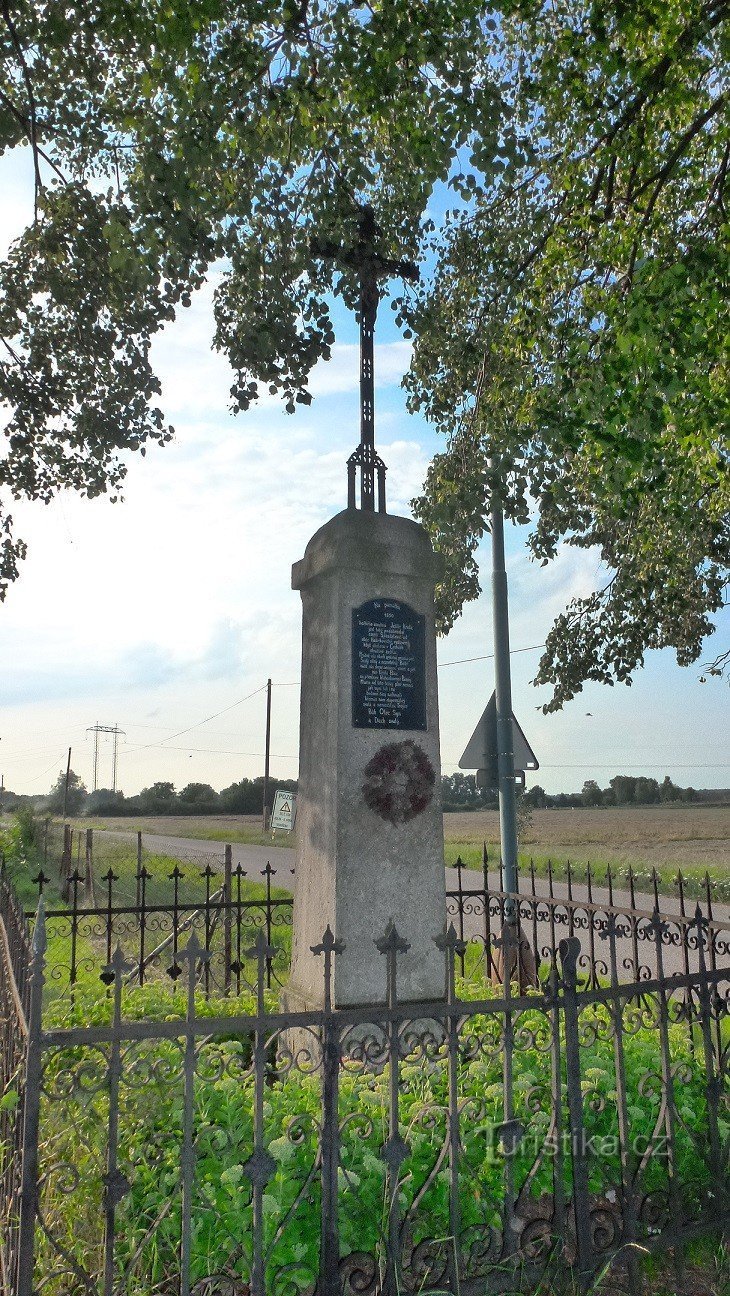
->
270;789;297;832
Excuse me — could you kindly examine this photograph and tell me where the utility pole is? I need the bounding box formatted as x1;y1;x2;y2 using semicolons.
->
86;723;125;792
111;726;120;793
62;747;72;821
490;461;519;909
262;678;272;832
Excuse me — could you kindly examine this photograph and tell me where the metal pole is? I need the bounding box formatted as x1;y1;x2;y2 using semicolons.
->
62;747;72;821
262;679;272;832
112;727;118;793
92;724;99;792
490;463;519;909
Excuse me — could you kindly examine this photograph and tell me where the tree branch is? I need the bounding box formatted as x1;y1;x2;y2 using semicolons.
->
0;85;67;186
1;0;43;217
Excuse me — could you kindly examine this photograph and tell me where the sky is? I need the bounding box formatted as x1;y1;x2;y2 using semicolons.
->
1;150;728;800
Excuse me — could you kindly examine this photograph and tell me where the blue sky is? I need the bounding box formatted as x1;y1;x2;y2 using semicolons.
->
1;149;728;798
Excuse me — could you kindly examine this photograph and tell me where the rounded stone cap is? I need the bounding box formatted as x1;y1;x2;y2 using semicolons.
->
292;509;444;590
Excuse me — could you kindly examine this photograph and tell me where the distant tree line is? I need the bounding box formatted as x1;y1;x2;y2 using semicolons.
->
1;770;722;819
441;772;709;812
1;772;297;818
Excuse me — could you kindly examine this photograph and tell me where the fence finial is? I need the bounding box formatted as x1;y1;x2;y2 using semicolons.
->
375;921;410;957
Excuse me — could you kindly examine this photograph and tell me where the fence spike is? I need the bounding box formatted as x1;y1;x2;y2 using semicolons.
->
435;923;467;957
375;921;410;956
311;925;345;957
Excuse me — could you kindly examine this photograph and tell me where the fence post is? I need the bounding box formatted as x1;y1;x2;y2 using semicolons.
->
436;924;467;1290
16;902;46;1296
650;910;684;1282
455;856;466;977
103;946;132;1296
201;865;215;998
85;828;96;906
262;863;275;989
138;866;149;986
559;935;592;1285
223;846;232;996
482;842;494;981
69;870;83;987
313;925;344;1296
692;906;726;1204
376;922;410;1296
179;934;209;1296
135;832;143;907
169;865;183;980
243;930;278;1296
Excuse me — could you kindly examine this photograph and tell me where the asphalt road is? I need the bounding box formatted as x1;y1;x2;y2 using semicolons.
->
103;828;729;980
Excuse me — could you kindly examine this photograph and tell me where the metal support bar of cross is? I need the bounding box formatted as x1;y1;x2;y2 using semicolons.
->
312;205;418;513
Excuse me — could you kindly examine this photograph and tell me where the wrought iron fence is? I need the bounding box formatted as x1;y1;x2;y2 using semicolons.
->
7;841;729;1004
0;875;31;1295
446;863;730;994
0;881;728;1296
21;854;293;996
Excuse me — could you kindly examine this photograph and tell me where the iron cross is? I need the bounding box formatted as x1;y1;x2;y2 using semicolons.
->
313;205;419;512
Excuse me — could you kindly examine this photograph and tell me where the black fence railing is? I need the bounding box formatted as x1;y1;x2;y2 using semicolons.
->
0;873;727;1296
6;843;728;1005
0;875;31;1295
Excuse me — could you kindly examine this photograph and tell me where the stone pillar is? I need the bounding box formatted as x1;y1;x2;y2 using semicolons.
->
285;508;446;1009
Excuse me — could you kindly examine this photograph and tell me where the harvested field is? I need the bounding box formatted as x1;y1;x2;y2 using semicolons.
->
83;804;729;875
444;803;730;871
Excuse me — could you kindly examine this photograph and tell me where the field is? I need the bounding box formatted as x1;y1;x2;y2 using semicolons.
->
83;804;730;890
445;803;730;868
81;813;277;847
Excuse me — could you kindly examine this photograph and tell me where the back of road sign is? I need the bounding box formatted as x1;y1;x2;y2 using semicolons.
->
270;789;297;832
459;692;539;786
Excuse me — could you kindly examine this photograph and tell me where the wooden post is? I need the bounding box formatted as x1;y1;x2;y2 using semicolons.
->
85;828;96;906
60;824;72;903
61;747;72;821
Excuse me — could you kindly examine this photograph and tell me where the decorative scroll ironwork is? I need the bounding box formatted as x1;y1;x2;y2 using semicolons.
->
1;854;728;1296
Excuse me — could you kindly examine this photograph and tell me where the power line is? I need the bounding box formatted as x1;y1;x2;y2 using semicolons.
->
531;756;730;767
124;684;268;754
269;642;547;687
441;760;730;771
438;643;545;668
131;745;297;759
25;752;71;786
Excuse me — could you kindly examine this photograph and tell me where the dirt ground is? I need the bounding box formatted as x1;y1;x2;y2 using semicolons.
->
444;803;730;870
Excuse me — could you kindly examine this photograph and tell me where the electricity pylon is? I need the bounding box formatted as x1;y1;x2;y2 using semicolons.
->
86;723;125;792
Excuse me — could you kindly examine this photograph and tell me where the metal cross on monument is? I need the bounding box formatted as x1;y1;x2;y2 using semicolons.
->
313;205;419;512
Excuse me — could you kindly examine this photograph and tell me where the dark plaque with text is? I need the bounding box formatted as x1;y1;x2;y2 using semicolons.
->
352;599;427;730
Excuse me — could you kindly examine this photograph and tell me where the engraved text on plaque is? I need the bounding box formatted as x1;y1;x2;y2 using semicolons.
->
352;599;426;730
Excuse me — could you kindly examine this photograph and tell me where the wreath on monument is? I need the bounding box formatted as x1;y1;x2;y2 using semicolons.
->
362;740;435;825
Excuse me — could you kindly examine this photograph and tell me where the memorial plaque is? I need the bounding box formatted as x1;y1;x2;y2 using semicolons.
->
352;598;426;730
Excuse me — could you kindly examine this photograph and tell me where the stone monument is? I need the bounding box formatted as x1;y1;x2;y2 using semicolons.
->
284;208;447;1010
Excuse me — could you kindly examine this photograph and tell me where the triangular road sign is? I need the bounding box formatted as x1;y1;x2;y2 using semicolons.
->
459;692;539;783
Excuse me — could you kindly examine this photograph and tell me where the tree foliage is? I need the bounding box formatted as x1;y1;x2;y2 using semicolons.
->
46;766;86;816
406;1;729;707
1;1;727;707
0;0;499;592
